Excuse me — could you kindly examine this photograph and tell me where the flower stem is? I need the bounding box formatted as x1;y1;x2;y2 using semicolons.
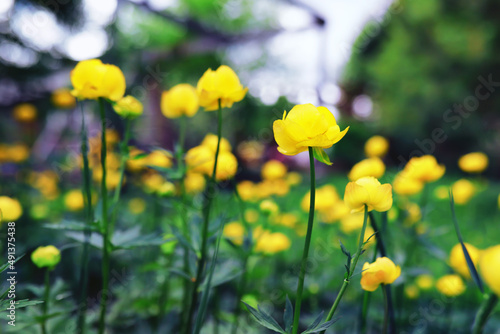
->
98;98;110;334
41;269;50;334
472;293;498;334
382;284;389;334
77;105;92;334
291;147;316;334
185;100;223;334
321;204;368;333
360;249;378;332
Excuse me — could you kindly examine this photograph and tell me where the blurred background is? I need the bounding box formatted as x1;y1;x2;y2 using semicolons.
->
2;0;500;177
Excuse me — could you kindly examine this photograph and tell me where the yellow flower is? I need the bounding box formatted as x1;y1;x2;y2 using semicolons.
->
0;196;23;221
365;135;389;158
261;160;287;180
70;59;126;101
201;133;232;153
344;177;393;213
31;245;61;269
223;221;245;246
64;190;84;212
259;199;279;215
128;198;146;215
340;212;365;233
237;181;257;202
113;95;143;118
197;65;248;111
272;213;298;228
415;274;434;290
434;185;449;200
237;140;265;166
157;182;176;197
93;167;124;190
184;172;206;194
161;83;199;118
147;150;173;169
127;148;148;172
348;157;385;181
301;184;339;213
360;257;401;292
322;200;350;224
142;173;166;193
403;155;445;183
51;88;76;109
436;274;465;297
185;145;238;181
244;209;259;223
6;144;30;163
286;171;302;186
393;172;424;196
452;179;475;205
479;245;500;296
273;104;348;156
403;202;421;225
458;152;488;173
254;231;291;254
449;243;481;279
13;103;37;122
405;285;419;299
260;179;290;197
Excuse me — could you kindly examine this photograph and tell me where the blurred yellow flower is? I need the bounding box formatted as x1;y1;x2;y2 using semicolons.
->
416;274;434;290
142;173;166;193
452;179;475;205
3;143;30;163
272;213;298;228
344;177;393;213
30;204;50;220
237;181;257;202
201;133;232;153
13;103;37;122
301;184;339;213
147;150;173;169
244;209;259;223
404;202;421;225
161;83;199;118
261;160;287;180
0;196;23;221
365;135;389;158
237;140;265;167
340;212;365;233
321;200;350;223
403;155;445;183
184;172;206;194
113;95;143;118
93;167;124;190
70;59;126;101
31;245;61;269
197;65;248;111
436;274;465;297
458;152;488;173
393;172;424;196
273;104;348;156
348;157;385;181
286;171;302;186
479;245;500;296
127;148;148;172
434;185;449;200
449;243;481;279
52;88;76;109
223;221;245;246
128;198;146;215
157;182;176;197
64;189;85;212
259;199;279;215
254;231;291;254
405;285;419;299
360;257;401;292
185;144;237;181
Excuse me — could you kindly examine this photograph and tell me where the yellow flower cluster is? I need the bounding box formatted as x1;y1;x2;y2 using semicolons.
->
29;170;60;200
360;257;401;291
393;155;445;196
0;143;30;164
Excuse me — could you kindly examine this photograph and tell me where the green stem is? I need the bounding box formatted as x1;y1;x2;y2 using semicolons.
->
360;249;378;332
98;98;110;334
109;119;132;233
41;269;50;334
321;205;369;333
382;284;388;334
472;293;498;334
77;105;92;334
185;100;223;334
292;147;316;334
156;253;173;333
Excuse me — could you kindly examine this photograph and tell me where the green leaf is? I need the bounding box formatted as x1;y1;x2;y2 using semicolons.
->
284;295;293;333
0;254;23;274
302;318;339;333
0;299;43;312
312;148;332;166
243;302;286;333
303;311;324;333
43;220;99;232
199;261;242;291
449;190;484;293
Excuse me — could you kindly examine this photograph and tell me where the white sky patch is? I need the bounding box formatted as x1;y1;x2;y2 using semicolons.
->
83;0;117;26
61;27;108;61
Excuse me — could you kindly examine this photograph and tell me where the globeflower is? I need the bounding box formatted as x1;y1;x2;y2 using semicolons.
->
31;245;61;269
13;103;37;122
261;160;287;180
402;155;445;183
223;221;245;246
449;243;481;279
254;230;291;254
64;190;85;212
344;176;393;213
113;95;143;118
360;257;401;291
301;184;339;213
52;88;76;109
364;135;389;158
197;65;248;111
451;179;475;205
273;104;348;157
436;274;465;297
161;83;199;118
0;196;23;221
479;245;500;296
70;59;126;101
348;157;385;181
184;172;206;194
458;152;488;173
393;172;424;196
185;145;238;181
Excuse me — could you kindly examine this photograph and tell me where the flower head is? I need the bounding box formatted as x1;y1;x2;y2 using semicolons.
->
449;243;481;279
64;190;84;212
360;257;401;291
452;179;475;205
197;65;247;111
113;95;143;118
0;196;23;221
301;184;339;213
70;59;126;101
348;157;385;181
273;104;348;156
185;143;238;181
479;245;500;296
184;172;206;194
51;88;76;109
223;221;245;246
254;230;291;254
344;177;393;213
436;274;465;297
364;135;389;157
161;83;199;118
458;152;488;173
31;245;61;269
402;155;445;183
261;160;287;180
13;103;37;122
